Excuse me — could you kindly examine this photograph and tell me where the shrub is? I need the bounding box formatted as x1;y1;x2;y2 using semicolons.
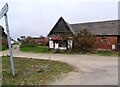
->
2;37;8;50
73;29;96;53
20;36;37;48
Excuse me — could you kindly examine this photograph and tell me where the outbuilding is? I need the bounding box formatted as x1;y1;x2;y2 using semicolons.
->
48;17;119;51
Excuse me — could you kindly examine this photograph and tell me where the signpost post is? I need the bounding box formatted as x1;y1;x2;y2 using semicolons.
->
0;3;15;76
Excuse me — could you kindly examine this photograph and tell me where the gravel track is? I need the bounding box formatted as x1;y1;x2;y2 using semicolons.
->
0;45;118;85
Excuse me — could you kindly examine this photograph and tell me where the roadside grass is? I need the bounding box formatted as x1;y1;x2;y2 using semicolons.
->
20;45;119;56
20;45;52;53
2;56;74;85
93;51;119;56
59;51;119;56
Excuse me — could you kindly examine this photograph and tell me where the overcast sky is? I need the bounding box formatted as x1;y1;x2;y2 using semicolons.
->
0;0;119;40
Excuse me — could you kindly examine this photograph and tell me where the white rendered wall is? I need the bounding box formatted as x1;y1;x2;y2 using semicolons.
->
55;43;59;49
68;40;73;48
49;40;54;48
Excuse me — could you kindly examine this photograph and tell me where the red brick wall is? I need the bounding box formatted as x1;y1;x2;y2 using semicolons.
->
94;36;118;50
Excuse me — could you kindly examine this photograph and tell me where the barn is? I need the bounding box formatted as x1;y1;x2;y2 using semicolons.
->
48;17;119;51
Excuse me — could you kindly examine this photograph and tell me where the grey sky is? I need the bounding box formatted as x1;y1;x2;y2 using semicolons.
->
0;0;119;40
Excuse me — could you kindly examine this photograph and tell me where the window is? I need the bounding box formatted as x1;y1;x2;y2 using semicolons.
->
100;38;107;42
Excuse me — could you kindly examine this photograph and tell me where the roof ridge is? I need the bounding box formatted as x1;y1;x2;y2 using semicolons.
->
69;19;118;25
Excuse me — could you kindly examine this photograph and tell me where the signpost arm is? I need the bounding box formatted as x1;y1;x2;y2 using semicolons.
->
4;13;15;76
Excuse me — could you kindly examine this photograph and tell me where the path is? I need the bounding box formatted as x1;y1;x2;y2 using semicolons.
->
0;45;118;85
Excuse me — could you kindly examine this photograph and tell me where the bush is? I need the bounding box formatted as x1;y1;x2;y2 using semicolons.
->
2;45;8;50
20;36;37;48
73;29;96;53
2;37;8;51
0;26;8;51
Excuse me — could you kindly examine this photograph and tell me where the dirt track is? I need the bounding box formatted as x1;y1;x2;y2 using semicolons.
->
0;45;118;85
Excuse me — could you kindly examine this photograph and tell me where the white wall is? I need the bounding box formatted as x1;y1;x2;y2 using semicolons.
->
49;40;54;48
49;39;73;50
55;43;59;49
68;40;73;48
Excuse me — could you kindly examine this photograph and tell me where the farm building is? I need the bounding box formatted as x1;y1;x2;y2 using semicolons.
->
31;37;48;46
48;17;119;51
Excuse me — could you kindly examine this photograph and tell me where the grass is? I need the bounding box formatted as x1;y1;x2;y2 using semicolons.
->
59;51;119;56
2;56;74;85
20;45;119;56
0;45;8;51
58;51;119;56
20;45;52;53
20;45;74;54
94;51;119;56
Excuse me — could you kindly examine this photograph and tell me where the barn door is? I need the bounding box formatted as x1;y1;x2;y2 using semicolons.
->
54;41;59;49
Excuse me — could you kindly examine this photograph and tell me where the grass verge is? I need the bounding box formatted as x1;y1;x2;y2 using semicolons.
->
2;56;74;85
93;51;119;56
20;45;51;53
20;45;119;56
